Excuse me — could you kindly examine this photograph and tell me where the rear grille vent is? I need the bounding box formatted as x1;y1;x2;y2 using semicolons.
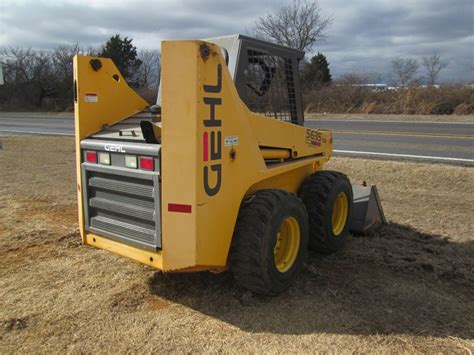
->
85;170;160;250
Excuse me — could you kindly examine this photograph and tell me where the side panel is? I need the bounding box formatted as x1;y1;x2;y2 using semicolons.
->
194;45;265;268
160;42;199;270
74;55;148;242
249;114;333;157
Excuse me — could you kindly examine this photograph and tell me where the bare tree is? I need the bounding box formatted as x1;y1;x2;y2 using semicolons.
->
422;53;447;85
0;43;161;110
391;57;419;86
52;44;80;82
52;44;81;108
2;47;56;107
253;0;332;52
135;49;160;88
0;62;4;85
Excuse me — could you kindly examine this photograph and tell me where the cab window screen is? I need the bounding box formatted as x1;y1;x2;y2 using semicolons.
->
244;49;297;123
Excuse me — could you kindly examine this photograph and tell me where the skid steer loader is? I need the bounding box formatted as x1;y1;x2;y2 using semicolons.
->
74;34;384;295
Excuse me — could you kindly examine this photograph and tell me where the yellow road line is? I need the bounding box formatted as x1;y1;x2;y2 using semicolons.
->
334;130;474;140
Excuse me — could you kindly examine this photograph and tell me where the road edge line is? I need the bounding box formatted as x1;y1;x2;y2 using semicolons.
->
333;149;474;163
0;129;74;136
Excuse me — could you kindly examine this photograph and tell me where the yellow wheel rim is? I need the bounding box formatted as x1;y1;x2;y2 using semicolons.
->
332;191;349;236
274;216;300;273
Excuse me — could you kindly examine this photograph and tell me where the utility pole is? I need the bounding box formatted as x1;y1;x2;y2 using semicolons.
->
0;62;4;85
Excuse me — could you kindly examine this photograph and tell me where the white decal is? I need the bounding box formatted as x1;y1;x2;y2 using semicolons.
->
224;135;239;147
85;93;98;102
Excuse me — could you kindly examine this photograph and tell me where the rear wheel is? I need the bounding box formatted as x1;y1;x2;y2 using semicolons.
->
300;171;353;253
229;189;309;295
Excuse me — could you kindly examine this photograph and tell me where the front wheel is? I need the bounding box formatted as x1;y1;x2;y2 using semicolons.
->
229;189;309;295
300;171;353;253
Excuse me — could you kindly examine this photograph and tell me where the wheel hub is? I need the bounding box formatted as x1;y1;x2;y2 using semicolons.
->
274;216;300;272
331;191;349;236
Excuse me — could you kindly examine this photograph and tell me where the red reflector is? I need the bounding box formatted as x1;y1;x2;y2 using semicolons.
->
203;131;209;162
86;151;97;163
139;156;154;171
168;203;192;213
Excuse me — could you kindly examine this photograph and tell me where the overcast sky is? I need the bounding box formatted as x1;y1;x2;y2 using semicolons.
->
0;0;472;83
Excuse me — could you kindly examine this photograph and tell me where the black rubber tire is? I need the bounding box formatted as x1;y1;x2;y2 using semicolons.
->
299;171;353;254
229;189;309;296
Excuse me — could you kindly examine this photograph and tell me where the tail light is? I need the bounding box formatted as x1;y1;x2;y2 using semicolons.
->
139;156;154;171
86;151;97;163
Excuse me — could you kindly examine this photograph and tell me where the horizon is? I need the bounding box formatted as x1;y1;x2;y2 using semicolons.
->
0;0;472;83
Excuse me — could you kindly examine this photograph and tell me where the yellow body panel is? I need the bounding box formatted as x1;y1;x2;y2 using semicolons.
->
85;233;163;269
73;56;148;242
74;40;333;272
250;113;332;158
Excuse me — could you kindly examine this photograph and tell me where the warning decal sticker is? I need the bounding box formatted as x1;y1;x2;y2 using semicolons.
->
224;135;239;147
85;93;98;103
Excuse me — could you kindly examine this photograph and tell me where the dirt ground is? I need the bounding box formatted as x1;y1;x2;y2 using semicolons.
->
1;136;473;353
306;113;474;123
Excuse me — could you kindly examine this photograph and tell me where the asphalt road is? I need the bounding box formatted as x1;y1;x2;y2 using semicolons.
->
0;113;473;165
305;119;473;164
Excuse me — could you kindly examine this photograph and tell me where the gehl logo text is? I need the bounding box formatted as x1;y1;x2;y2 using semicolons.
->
202;64;222;196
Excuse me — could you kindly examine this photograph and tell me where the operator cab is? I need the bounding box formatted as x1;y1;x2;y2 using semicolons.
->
89;34;306;143
158;34;305;126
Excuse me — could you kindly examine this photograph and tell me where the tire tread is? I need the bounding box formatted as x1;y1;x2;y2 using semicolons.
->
229;189;306;295
300;170;352;253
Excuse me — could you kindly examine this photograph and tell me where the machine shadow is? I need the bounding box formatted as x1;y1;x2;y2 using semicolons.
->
148;223;473;338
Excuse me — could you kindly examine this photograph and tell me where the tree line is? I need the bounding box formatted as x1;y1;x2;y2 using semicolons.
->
335;53;449;87
0;36;160;111
0;0;453;112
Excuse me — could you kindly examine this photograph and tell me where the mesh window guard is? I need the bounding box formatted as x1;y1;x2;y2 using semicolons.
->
244;49;298;123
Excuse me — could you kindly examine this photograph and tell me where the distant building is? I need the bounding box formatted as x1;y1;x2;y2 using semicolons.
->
336;83;389;91
351;83;387;91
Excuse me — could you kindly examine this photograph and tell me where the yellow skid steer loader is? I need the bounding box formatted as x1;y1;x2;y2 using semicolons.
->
74;35;384;295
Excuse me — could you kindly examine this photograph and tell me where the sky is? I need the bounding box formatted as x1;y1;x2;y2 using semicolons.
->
0;0;473;83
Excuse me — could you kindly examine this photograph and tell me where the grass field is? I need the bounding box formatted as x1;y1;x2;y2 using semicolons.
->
1;136;473;353
303;86;474;117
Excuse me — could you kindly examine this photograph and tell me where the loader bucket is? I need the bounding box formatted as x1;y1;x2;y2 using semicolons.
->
350;185;386;234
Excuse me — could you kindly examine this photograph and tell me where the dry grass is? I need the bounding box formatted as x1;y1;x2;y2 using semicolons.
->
304;85;474;116
1;136;473;353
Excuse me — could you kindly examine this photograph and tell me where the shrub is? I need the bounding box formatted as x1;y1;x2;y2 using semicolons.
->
303;85;474;115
